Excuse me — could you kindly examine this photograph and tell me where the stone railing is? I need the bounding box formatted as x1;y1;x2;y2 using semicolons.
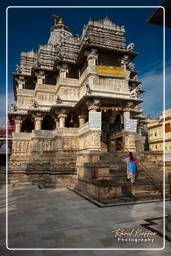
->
17;88;35;96
35;83;56;92
13;132;32;140
12;135;32;154
59;77;78;86
56;127;79;136
79;66;96;85
79;122;89;135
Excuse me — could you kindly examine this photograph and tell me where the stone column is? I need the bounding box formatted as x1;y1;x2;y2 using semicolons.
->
37;71;45;84
138;126;142;135
34;117;43;130
121;55;129;71
55;118;59;128
17;76;25;89
87;49;98;66
78;115;86;127
58;114;67;128
15;118;22;133
59;64;68;79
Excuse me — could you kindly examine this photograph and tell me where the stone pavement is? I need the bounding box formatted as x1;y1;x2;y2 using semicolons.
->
0;184;171;256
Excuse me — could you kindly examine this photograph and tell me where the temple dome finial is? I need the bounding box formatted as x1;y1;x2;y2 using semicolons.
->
58;18;64;24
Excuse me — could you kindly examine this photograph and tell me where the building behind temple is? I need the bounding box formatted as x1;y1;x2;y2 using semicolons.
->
8;17;147;185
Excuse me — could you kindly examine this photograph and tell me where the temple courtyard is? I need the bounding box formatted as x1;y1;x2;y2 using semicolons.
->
0;184;171;255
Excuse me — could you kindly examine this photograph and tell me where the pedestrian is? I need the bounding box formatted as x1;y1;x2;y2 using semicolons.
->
125;152;138;184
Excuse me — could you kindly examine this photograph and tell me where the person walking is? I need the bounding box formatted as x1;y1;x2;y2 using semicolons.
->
125;152;138;184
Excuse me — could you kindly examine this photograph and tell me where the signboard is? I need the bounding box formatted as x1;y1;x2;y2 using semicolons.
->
89;112;101;129
125;119;137;132
96;66;125;77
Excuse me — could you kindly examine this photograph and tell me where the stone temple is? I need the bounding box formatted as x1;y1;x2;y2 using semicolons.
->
8;17;167;202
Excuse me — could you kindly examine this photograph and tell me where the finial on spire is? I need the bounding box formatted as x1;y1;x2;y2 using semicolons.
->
52;15;59;25
58;18;64;24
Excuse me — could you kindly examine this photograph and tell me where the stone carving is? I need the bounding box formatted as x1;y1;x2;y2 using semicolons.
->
127;102;134;108
128;63;135;71
86;84;91;94
16;65;21;73
132;74;138;81
87;49;98;60
130;87;141;98
121;55;129;67
93;77;124;92
56;95;62;103
127;43;135;51
31;99;38;108
9;103;17;112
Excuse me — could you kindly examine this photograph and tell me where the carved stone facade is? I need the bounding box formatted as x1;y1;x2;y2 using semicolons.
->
8;17;146;185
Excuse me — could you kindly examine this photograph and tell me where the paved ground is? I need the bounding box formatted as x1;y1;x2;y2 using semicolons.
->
0;184;171;256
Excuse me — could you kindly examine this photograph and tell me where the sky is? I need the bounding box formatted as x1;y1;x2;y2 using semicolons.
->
0;0;171;123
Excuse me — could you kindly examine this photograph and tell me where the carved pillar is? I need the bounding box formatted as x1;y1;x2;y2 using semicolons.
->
138;127;142;135
87;49;98;66
78;115;86;127
34;116;43;130
16;76;25;89
15;118;23;133
59;114;67;128
87;99;101;113
121;55;129;71
37;71;45;84
55;118;59;128
58;64;68;79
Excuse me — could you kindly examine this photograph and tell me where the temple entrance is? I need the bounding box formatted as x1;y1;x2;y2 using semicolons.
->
101;109;123;152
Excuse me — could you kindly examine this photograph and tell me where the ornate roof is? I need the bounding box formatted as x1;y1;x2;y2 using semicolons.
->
16;17;137;75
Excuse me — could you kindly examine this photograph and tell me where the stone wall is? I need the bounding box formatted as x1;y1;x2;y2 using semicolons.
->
79;123;101;152
8;122;102;184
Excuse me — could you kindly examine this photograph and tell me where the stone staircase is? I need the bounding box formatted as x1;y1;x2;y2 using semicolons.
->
80;152;169;203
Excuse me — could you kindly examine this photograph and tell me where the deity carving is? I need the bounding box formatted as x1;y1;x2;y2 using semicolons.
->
130;87;141;98
31;99;38;108
9;103;17;112
127;63;135;71
127;43;135;51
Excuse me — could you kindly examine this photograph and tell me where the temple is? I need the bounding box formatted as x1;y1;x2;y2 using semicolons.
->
8;17;152;194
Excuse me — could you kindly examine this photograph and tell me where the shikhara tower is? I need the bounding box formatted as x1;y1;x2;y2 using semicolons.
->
9;17;146;184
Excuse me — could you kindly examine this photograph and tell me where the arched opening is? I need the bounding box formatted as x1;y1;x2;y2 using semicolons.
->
21;117;34;132
42;115;55;130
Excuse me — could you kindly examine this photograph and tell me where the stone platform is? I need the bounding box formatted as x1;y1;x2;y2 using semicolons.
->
75;151;171;204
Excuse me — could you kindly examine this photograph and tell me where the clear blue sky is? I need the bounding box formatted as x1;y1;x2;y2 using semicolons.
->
0;0;171;121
